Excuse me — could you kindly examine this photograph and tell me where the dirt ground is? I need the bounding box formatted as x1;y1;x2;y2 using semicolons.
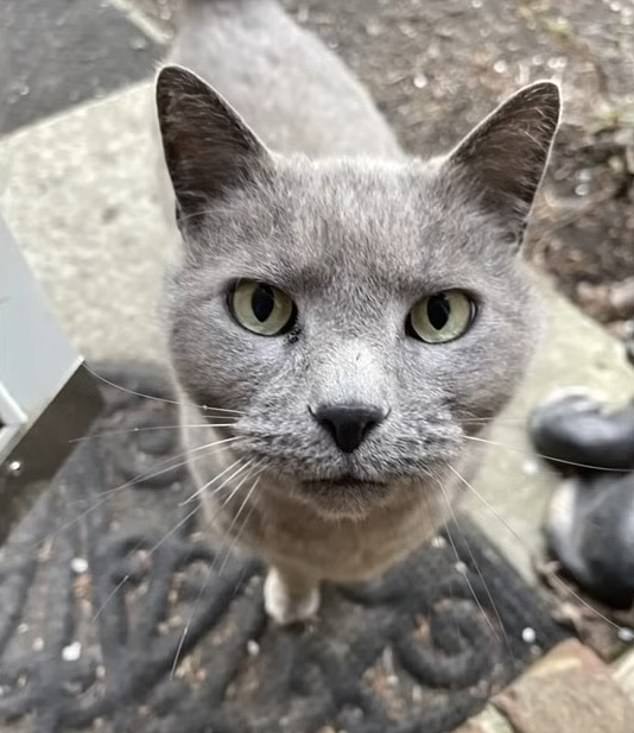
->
137;0;634;353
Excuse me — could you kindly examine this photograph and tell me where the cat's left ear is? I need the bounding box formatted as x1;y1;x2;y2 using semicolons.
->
444;81;561;244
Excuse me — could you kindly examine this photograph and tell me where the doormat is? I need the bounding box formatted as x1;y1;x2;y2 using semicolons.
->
0;364;566;733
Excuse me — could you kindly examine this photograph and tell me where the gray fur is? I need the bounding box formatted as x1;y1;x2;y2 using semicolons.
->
156;0;560;621
167;0;402;158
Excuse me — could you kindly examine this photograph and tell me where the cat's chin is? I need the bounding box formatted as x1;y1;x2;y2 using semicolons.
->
297;477;394;521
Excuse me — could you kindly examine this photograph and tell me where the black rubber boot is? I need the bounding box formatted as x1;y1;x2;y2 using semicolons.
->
546;472;634;608
530;390;634;608
529;391;634;474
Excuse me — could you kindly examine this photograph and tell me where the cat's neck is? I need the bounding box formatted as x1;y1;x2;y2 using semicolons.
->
211;469;451;583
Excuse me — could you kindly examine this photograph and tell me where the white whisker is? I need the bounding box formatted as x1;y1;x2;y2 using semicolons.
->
180;456;251;506
92;573;131;622
149;505;202;555
169;462;261;679
92;502;205;621
69;422;238;444
437;467;515;658
35;437;243;551
217;460;260;508
447;464;626;633
91;461;256;625
171;624;190;679
433;474;501;643
463;433;630;473
216;472;263;576
83;364;244;414
83;435;243;504
462;417;527;427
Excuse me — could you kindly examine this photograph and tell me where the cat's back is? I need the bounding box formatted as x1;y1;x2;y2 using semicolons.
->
168;0;402;159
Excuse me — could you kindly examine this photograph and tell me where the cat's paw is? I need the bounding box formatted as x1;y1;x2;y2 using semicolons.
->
263;567;320;625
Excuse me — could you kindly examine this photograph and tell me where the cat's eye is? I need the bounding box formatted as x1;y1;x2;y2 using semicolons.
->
407;290;475;344
229;280;296;336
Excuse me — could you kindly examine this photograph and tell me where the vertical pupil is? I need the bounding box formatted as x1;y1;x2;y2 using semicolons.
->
251;284;275;322
427;294;451;330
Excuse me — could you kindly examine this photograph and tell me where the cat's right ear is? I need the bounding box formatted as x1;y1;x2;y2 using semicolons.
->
155;65;272;228
442;81;561;246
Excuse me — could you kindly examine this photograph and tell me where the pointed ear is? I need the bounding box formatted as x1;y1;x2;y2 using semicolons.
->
444;81;561;243
155;65;271;226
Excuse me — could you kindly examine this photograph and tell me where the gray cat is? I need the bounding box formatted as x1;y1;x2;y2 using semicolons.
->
155;0;560;624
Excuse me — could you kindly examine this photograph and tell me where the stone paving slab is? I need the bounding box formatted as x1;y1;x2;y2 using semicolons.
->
457;708;512;733
457;639;634;733
613;646;634;700
0;0;164;135
493;640;633;733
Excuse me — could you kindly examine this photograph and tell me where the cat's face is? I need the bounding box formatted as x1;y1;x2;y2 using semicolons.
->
157;67;560;518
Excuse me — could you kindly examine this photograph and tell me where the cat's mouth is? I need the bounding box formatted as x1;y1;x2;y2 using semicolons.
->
301;474;387;489
296;473;394;519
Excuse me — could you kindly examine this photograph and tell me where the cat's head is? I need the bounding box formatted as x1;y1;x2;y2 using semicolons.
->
156;66;560;519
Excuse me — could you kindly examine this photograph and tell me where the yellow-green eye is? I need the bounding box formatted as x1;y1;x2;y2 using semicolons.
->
229;280;296;336
407;290;475;343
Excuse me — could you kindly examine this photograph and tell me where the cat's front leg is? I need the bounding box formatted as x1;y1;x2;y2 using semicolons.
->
263;565;320;625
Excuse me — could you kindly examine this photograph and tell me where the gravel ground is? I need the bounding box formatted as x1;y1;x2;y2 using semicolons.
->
134;0;634;347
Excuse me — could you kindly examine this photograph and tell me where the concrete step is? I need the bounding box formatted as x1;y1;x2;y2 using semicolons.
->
0;82;174;364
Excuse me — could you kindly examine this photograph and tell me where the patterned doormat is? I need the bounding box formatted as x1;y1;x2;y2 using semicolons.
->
0;365;566;733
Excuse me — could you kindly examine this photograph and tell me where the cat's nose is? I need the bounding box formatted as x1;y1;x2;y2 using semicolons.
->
312;403;386;453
